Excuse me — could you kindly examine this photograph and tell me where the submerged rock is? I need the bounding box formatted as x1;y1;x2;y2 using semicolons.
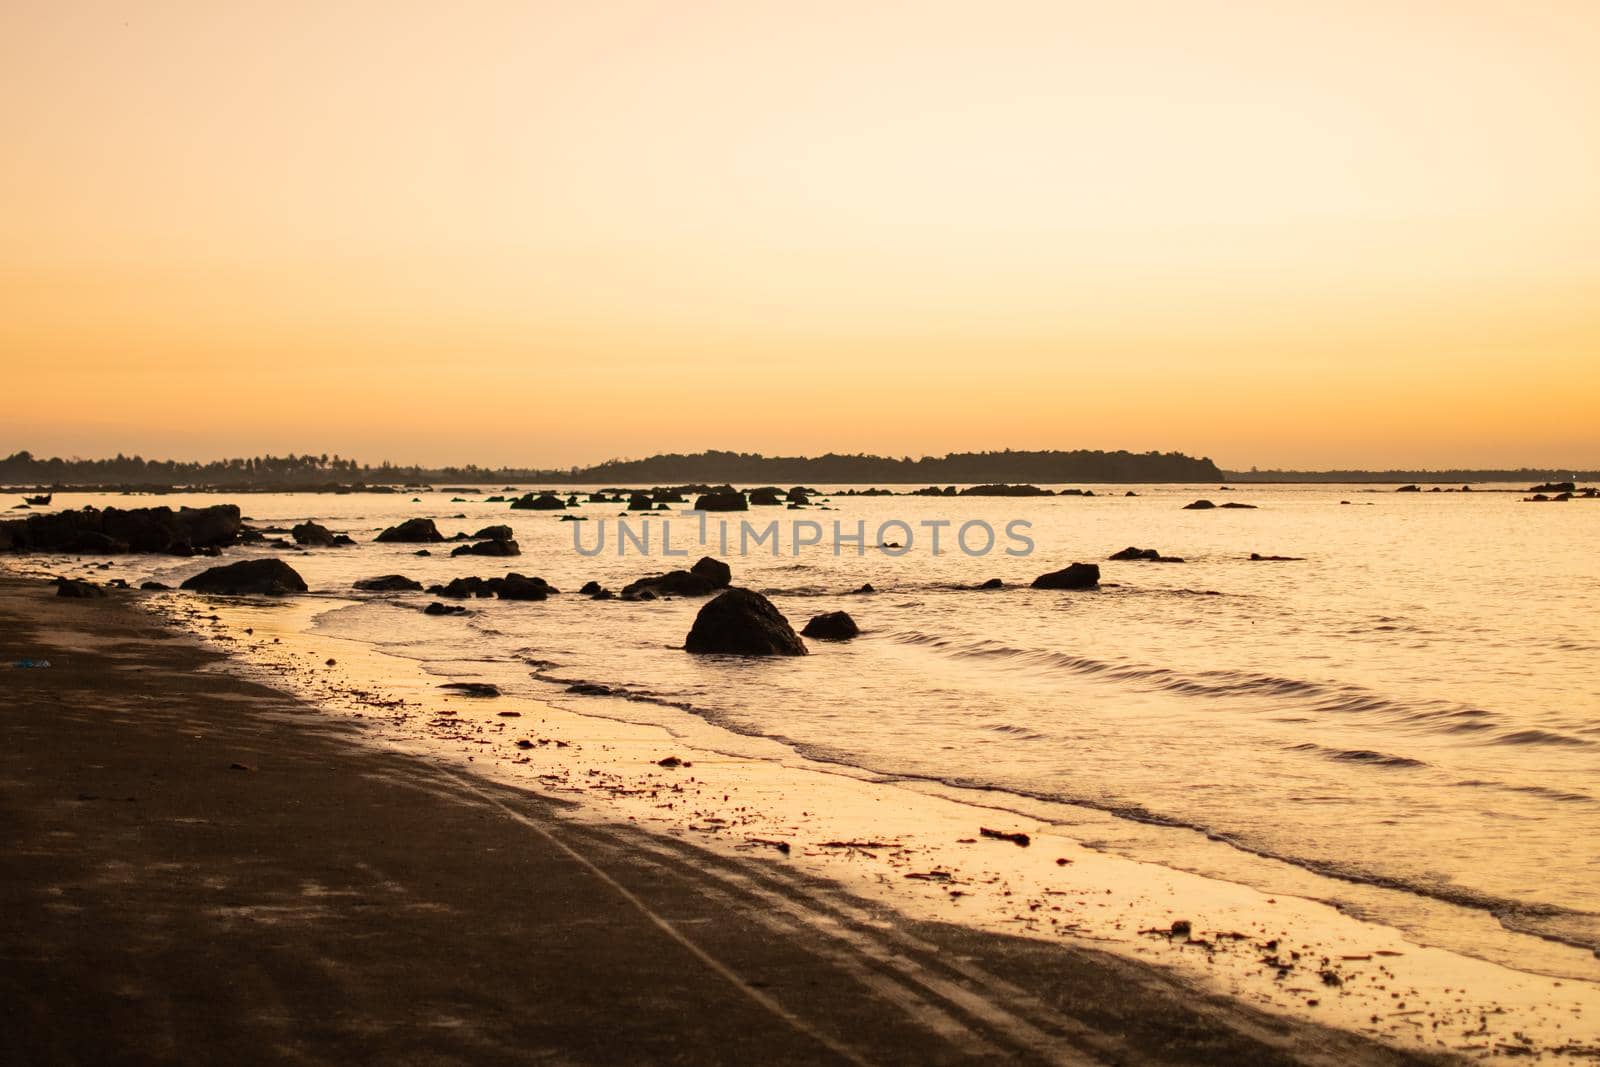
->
801;611;859;640
439;682;500;697
684;588;807;656
1181;500;1216;510
181;558;308;595
1249;553;1304;562
354;574;424;591
975;578;1003;589
423;601;467;616
375;518;443;543
1109;546;1184;562
1031;562;1100;590
451;539;521;557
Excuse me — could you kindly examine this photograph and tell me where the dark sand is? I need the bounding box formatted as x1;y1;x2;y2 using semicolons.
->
0;577;1449;1065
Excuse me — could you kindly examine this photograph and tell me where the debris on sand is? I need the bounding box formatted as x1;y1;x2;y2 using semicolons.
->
979;827;1031;847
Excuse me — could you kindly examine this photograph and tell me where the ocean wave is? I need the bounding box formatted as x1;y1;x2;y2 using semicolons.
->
525;663;1600;956
1286;742;1426;768
883;630;1511;736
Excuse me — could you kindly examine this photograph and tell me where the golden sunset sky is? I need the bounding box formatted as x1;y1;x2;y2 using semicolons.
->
2;1;1597;469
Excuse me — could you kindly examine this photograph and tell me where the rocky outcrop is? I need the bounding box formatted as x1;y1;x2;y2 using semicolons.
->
291;521;339;547
628;493;654;511
1182;500;1216;510
423;602;467;616
684;588;807;656
180;558;308;595
471;524;514;542
801;611;858;640
1109;547;1184;562
1219;502;1257;509
1031;563;1100;590
621;556;732;599
1;504;242;555
428;573;557;600
375;518;444;543
354;574;424;591
693;492;747;512
510;492;565;510
747;487;783;506
1249;553;1304;562
959;484;1052;496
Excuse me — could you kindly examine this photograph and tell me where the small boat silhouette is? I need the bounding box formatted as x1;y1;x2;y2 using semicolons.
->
23;493;51;506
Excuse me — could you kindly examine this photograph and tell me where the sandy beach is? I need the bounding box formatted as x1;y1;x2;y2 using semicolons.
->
0;574;1460;1066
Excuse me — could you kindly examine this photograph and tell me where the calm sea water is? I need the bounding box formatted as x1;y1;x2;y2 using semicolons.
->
17;484;1600;974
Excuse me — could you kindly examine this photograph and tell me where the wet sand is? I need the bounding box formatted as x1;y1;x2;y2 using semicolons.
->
1;576;1455;1065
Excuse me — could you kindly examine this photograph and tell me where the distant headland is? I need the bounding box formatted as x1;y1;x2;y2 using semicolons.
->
1;449;1593;492
0;449;1222;490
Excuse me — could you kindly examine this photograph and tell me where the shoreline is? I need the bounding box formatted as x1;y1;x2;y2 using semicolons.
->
162;584;1597;1062
0;574;1474;1065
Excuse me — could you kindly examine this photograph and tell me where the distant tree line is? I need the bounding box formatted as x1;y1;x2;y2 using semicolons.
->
1223;467;1599;483
0;448;1224;487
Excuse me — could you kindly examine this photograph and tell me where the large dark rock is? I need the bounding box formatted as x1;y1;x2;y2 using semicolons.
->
180;558;308;595
56;578;107;598
1032;563;1100;590
1181;500;1216;510
354;574;424;591
472;524;514;542
801;611;858;640
375;518;444;543
1;504;242;555
684;588;807;656
451;539;521;557
510;493;566;510
497;574;551;600
292;521;339;547
690;556;732;588
693;492;748;512
628;493;654;511
747;487;783;506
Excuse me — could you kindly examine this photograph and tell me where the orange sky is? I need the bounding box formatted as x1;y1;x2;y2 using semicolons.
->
2;1;1597;470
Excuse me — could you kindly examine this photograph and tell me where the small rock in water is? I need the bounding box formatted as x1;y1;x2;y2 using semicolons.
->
439;682;500;698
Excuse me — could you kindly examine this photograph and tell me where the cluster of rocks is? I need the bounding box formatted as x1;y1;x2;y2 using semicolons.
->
0;504;242;555
620;556;731;600
428;573;558;601
1182;500;1257;510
